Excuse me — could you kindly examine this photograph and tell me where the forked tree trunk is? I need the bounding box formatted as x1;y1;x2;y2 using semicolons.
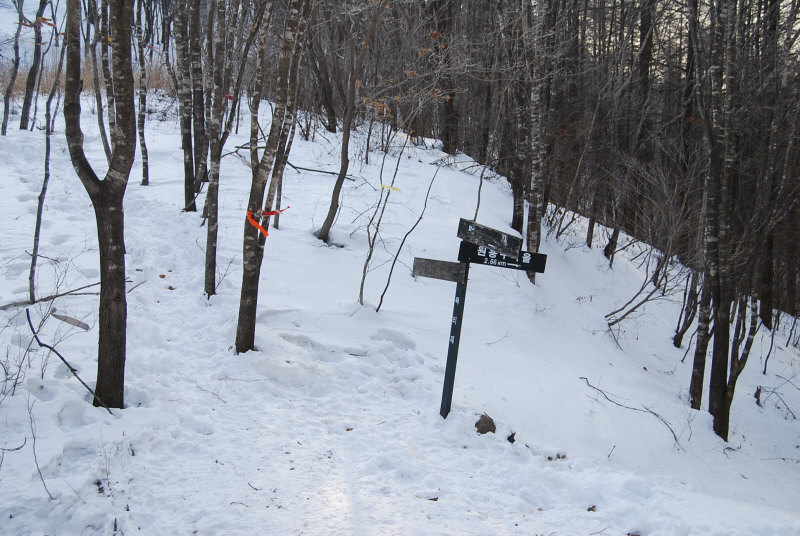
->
64;0;136;409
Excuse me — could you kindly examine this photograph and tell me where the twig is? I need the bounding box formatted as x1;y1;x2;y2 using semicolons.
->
760;387;797;419
0;437;27;471
25;309;113;415
0;281;101;311
375;166;438;312
25;250;61;263
486;331;511;346
28;397;54;500
286;161;356;181
0;438;27;452
215;257;236;292
126;280;146;294
579;376;682;449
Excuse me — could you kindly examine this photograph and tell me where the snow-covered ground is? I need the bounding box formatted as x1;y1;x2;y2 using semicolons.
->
1;97;799;535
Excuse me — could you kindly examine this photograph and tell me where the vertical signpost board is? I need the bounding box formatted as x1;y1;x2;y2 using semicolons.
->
440;261;469;418
413;219;547;418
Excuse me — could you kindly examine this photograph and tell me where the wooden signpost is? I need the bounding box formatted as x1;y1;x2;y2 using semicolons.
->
413;218;547;418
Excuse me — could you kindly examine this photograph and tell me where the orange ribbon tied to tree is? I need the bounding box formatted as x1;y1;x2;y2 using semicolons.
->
246;207;290;238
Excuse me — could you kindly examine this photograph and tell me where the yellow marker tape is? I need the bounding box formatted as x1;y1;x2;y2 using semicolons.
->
381;184;401;193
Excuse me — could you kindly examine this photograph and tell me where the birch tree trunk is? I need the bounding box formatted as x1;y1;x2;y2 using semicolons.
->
190;0;208;186
174;4;195;211
136;0;150;186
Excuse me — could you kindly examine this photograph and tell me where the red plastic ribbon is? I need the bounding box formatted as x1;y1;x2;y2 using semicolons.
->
246;207;290;238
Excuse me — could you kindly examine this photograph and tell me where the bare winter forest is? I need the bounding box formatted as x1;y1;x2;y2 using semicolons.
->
3;1;800;533
3;0;800;443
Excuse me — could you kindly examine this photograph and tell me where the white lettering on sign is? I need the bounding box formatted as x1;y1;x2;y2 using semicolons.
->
454;296;460;305
450;335;455;344
522;252;532;263
452;316;458;325
478;246;487;257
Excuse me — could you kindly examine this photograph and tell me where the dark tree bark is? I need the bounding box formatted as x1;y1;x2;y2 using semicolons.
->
203;0;270;297
85;0;112;163
99;1;116;150
64;0;136;409
2;0;25;136
236;0;309;353
19;0;49;131
30;40;66;302
426;0;458;154
316;0;389;244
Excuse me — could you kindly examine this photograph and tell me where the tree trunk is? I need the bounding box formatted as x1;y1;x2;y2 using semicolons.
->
316;0;388;244
64;0;136;409
236;0;309;352
29;40;65;302
202;0;230;297
100;1;116;150
86;0;112;164
93;196;128;409
19;0;48;131
2;0;25;136
689;281;711;409
136;0;150;186
190;0;208;185
174;5;195;211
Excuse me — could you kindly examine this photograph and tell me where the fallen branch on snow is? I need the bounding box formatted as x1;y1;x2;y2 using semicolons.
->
579;376;682;450
25;309;113;415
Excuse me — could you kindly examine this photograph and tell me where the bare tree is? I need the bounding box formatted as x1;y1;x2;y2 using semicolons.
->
18;0;49;131
2;0;25;136
136;0;151;186
64;0;136;409
203;0;270;297
235;0;310;353
315;0;390;244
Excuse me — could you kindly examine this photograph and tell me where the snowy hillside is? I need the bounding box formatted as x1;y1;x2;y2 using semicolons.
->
1;100;799;535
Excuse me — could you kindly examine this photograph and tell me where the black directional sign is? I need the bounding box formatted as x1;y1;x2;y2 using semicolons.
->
456;218;522;258
412;258;467;284
458;241;547;273
412;218;547;419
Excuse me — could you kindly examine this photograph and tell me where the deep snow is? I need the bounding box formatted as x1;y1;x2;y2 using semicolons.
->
1;93;799;535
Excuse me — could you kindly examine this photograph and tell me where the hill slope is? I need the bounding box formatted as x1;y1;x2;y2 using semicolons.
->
1;106;799;535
